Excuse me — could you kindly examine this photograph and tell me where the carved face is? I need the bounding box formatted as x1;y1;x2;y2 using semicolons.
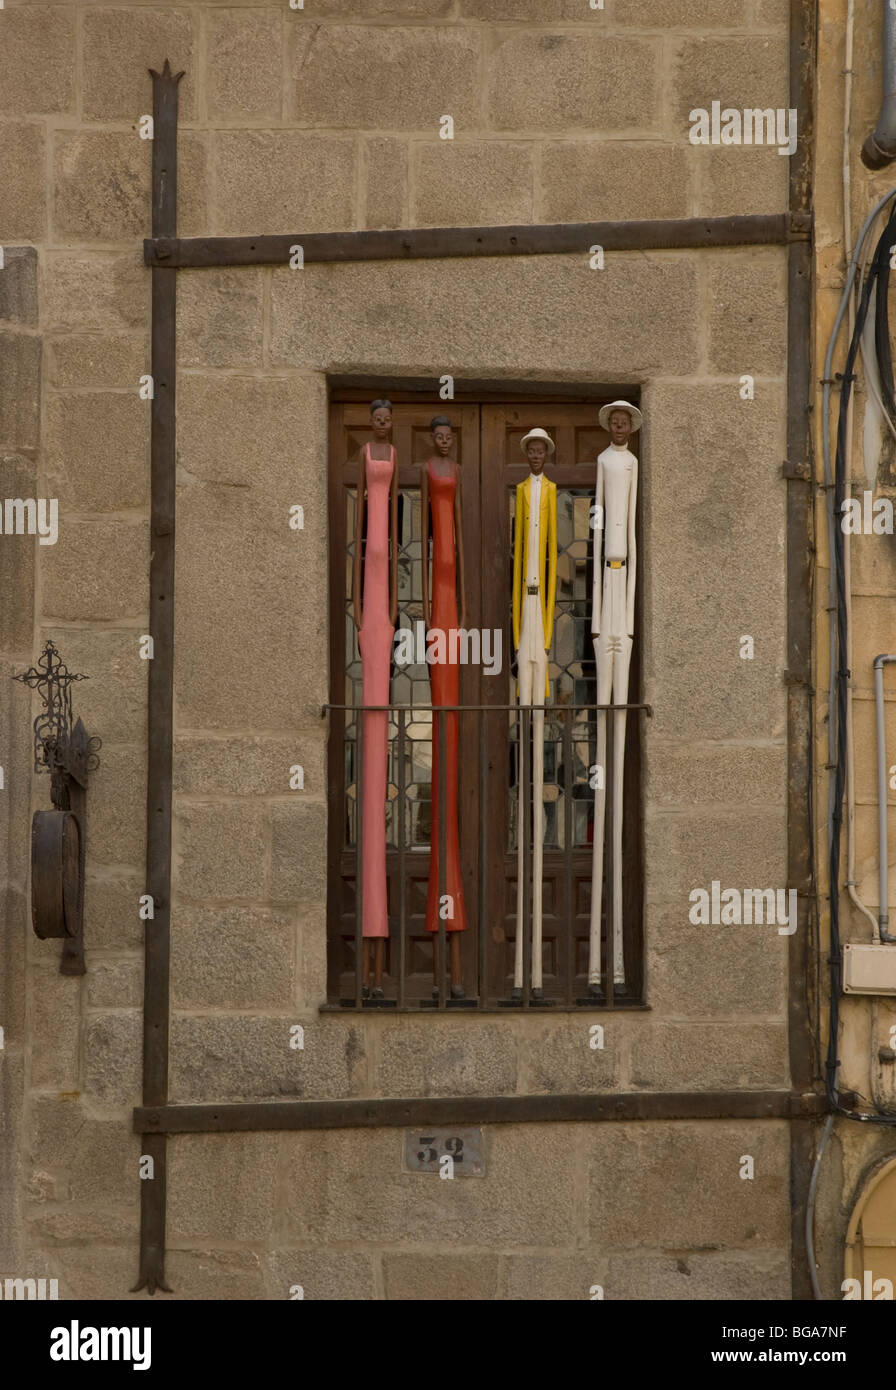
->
526;439;548;475
431;425;454;457
370;407;392;439
608;410;633;446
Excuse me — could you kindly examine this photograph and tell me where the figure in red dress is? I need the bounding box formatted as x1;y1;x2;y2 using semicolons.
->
351;400;398;997
421;416;468;999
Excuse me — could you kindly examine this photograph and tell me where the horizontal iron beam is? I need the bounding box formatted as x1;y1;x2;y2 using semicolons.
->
323;702;652;713
135;1090;827;1134
144;213;810;269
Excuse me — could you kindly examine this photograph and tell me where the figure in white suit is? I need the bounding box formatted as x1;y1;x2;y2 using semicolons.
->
512;429;557;1002
589;401;641;994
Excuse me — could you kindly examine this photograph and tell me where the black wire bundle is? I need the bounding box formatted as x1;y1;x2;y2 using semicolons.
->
875;224;896;424
828;202;896;1125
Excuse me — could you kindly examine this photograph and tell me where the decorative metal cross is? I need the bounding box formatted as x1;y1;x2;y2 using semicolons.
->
14;641;100;796
12;640;100;974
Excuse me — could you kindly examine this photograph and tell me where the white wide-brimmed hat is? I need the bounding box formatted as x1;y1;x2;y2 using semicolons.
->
520;428;556;455
599;400;642;433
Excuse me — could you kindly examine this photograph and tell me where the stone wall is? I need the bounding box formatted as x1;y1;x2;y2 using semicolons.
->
0;0;798;1299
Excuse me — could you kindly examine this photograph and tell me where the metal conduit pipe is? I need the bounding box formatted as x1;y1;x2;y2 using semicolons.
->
862;1;896;168
873;654;896;941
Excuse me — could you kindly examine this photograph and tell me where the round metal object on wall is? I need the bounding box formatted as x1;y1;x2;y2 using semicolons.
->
31;810;81;939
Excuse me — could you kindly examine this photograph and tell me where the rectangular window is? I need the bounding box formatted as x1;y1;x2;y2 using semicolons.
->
326;393;645;1009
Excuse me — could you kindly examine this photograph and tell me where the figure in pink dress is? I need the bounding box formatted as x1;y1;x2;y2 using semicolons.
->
352;399;398;997
421;416;468;999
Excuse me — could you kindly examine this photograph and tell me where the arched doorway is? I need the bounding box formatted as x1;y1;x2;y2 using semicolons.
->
844;1154;896;1298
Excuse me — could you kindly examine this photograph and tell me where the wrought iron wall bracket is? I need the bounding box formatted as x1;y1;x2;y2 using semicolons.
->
13;642;101;975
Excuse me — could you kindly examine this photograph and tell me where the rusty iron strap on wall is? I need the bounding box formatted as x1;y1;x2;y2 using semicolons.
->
135;58;183;1298
137;56;819;1295
785;0;818;1304
143;212;810;270
135;1090;827;1135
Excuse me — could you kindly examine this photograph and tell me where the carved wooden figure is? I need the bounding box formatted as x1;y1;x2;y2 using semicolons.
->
352;400;399;997
421;416;468;998
511;429;557;1000
589;401;640;994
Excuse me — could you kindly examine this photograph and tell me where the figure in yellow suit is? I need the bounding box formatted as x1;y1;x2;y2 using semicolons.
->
511;428;558;1001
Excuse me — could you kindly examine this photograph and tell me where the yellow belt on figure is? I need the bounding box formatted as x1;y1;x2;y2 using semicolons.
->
605;559;625;569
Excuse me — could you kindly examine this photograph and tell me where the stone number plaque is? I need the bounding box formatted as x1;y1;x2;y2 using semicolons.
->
403;1128;485;1176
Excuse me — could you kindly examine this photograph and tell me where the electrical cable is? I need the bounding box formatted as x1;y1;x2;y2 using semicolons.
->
845;224;887;942
875;221;896;422
827;200;896;1129
808;47;896;1302
809;210;896;1308
858;212;896;441
859;300;896;446
822;189;896;867
806;1113;836;1301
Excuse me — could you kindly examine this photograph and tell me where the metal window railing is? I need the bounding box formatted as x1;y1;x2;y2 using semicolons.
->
324;701;652;1011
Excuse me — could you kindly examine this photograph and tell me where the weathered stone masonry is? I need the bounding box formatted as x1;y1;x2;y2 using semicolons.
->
0;0;840;1300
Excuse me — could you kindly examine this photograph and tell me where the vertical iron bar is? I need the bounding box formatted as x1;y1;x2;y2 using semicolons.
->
522;705;531;1008
355;711;364;1009
397;707;406;1009
478;708;487;1005
438;707;447;1010
605;708;615;1008
563;705;574;1007
137;58;183;1297
786;0;815;1299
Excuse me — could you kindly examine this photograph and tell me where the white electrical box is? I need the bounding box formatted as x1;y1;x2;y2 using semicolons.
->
843;942;896;994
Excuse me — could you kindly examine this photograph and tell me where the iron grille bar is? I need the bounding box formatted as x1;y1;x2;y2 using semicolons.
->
324;703;652;712
563;705;574;1009
354;713;363;1009
437;707;447;1011
332;701;652;1009
478;709;488;1008
606;712;615;1008
397;708;407;1010
522;705;532;1009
